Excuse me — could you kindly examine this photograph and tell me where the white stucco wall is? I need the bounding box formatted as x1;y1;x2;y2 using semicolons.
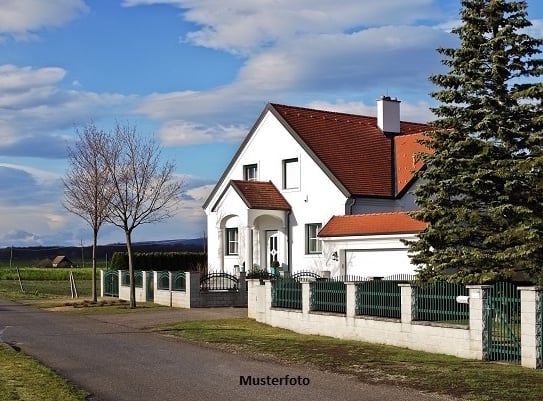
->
205;110;347;275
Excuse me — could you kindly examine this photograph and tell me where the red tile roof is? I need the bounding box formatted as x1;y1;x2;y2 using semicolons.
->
271;104;430;197
318;212;427;237
230;180;291;210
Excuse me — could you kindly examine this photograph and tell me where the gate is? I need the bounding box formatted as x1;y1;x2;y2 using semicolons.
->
103;270;119;297
486;282;521;364
146;271;154;302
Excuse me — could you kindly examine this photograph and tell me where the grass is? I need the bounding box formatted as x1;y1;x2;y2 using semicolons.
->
0;345;87;401
0;280;93;299
0;267;96;281
156;318;543;401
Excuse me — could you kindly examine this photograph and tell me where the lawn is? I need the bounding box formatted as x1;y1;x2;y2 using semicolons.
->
157;318;543;401
0;345;87;401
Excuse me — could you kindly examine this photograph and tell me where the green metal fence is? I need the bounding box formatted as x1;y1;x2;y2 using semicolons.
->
272;278;302;309
310;279;346;314
413;282;469;324
200;272;239;291
157;271;170;290
103;270;119;297
173;271;186;291
121;270;129;287
356;280;401;319
120;270;144;288
486;282;521;364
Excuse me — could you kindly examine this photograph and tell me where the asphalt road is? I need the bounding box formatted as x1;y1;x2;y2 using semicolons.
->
0;299;458;401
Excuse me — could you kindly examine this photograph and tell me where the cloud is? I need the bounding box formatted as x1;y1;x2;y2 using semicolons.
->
159;120;247;146
0;65;134;158
122;0;442;55
0;164;61;206
0;0;89;40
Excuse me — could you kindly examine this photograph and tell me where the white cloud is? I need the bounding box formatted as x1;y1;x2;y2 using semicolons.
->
122;0;441;55
159;120;247;146
0;0;89;39
0;65;134;157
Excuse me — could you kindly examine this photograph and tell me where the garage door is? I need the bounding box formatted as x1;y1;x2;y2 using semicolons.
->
345;248;415;278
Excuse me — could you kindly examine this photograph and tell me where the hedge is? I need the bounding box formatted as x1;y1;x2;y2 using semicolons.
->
110;252;206;271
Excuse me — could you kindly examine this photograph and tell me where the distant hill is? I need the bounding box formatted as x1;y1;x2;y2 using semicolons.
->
0;238;206;266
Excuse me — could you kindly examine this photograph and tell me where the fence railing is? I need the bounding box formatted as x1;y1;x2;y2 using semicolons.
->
272;278;302;309
157;271;170;290
291;271;322;282
356;280;401;319
413;282;469;324
200;272;239;291
310;279;346;314
173;271;186;291
120;270;144;288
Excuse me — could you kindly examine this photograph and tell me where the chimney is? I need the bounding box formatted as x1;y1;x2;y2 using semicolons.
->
377;96;401;134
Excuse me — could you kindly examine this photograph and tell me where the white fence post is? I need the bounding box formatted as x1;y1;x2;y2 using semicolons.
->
399;284;414;324
302;281;311;315
519;286;542;369
466;285;492;361
345;282;357;318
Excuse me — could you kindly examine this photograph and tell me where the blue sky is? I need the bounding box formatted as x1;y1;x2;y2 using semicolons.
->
0;0;542;247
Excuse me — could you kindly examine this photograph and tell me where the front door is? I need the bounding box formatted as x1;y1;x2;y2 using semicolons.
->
266;231;279;270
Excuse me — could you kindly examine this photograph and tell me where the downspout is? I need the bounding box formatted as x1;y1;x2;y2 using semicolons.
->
287;210;292;275
345;197;355;215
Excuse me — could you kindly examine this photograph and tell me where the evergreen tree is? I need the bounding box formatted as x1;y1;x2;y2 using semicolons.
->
408;0;543;284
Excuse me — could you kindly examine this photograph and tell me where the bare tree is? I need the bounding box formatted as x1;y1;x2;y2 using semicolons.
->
103;122;183;308
63;123;112;303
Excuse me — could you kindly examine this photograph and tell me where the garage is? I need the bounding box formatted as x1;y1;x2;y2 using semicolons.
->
345;248;415;278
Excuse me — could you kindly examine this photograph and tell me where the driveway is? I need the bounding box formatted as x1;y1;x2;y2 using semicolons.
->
0;299;458;401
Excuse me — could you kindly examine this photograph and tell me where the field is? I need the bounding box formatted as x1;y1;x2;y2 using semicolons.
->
0;264;99;299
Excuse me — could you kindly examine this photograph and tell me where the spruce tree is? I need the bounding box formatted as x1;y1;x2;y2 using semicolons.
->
408;0;543;284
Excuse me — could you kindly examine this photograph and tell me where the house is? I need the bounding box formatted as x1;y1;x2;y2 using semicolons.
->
203;96;431;278
52;255;73;268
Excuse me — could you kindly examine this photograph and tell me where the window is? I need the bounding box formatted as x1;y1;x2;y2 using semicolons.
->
283;158;299;189
244;163;258;181
306;223;322;254
225;228;239;255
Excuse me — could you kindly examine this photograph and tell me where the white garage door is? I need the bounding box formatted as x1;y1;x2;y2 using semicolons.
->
345;249;415;278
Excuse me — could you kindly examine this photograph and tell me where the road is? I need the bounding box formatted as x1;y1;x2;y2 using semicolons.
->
0;299;457;401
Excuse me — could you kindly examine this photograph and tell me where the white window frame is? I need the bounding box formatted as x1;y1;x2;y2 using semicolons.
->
306;223;322;254
225;228;239;255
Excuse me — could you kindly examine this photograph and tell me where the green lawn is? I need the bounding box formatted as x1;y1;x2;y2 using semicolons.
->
0;345;87;401
157;318;543;401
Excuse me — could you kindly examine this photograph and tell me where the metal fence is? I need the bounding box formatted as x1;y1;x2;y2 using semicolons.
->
103;270;119;297
487;282;521;364
157;271;170;290
413;282;469;324
310;279;346;314
173;271;186;291
200;272;239;291
120;270;144;288
272;277;302;309
356;280;401;319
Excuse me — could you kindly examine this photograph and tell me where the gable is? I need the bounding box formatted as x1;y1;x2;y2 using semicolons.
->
203;102;431;211
270;104;430;197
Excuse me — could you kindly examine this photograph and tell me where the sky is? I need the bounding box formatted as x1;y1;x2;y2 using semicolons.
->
1;0;542;247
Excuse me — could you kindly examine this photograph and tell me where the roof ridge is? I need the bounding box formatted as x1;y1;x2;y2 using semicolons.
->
271;102;429;126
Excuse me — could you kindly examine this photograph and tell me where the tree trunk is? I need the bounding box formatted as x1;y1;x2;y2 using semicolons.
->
92;229;98;303
125;230;136;308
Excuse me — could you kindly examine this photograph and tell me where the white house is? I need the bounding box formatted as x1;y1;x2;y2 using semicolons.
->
202;97;430;277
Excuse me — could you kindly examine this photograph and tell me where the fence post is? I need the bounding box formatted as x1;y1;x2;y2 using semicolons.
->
466;285;492;361
186;271;201;308
518;286;542;369
100;269;104;298
302;281;311;315
399;284;414;324
345;282;357;318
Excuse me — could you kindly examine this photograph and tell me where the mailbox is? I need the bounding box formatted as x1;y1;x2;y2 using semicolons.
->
456;295;469;304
